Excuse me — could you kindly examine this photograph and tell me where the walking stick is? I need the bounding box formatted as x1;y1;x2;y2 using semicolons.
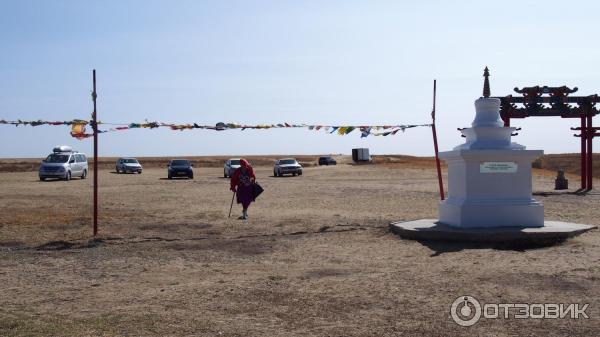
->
228;191;236;218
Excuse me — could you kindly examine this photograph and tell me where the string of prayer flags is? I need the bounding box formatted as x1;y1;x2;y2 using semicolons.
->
0;119;90;127
0;118;431;139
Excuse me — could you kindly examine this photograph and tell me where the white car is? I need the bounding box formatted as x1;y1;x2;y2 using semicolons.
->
39;146;88;181
274;158;303;177
115;158;143;174
224;158;241;178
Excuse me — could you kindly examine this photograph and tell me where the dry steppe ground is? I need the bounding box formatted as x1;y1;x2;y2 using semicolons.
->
0;155;599;336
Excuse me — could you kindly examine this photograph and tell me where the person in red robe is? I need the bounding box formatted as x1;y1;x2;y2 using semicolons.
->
230;159;256;220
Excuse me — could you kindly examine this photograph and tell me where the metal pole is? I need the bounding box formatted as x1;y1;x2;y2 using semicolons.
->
92;70;98;236
581;116;587;190
431;80;445;200
587;114;593;190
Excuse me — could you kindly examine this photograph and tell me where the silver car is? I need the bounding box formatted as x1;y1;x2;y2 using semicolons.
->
39;147;88;181
274;158;303;177
116;158;143;174
224;158;241;178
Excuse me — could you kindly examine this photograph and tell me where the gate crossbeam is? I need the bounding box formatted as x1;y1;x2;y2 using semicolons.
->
491;83;599;191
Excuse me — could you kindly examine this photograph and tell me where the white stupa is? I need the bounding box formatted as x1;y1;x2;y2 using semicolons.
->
390;68;595;243
438;68;544;228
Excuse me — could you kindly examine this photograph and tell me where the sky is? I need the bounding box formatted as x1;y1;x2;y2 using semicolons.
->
1;0;600;158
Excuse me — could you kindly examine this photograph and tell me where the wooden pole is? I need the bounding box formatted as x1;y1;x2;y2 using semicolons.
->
587;114;593;190
431;80;445;200
581;116;587;190
92;70;98;236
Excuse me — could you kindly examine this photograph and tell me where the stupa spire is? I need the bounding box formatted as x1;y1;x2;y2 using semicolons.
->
483;66;491;98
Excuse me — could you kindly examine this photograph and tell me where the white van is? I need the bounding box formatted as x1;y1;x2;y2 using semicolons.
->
39;146;88;181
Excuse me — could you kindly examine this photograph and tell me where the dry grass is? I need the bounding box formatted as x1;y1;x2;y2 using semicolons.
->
0;156;599;336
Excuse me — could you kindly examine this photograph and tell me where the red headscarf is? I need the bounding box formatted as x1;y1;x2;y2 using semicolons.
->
240;159;251;169
230;158;255;190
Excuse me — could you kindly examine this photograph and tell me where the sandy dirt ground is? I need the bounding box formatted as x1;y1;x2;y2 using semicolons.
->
0;157;599;336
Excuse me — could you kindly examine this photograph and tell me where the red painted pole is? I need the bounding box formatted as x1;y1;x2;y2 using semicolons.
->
431;80;445;200
581;116;587;190
587;115;593;190
92;70;98;236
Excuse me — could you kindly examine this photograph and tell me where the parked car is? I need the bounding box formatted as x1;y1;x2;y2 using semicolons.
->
273;158;303;177
167;159;194;179
224;158;241;178
318;156;337;166
39;146;88;181
115;158;143;174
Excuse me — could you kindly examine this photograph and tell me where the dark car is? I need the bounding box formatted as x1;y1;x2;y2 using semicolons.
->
318;156;337;166
167;159;194;179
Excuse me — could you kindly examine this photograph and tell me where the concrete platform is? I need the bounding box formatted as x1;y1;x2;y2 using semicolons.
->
389;219;596;244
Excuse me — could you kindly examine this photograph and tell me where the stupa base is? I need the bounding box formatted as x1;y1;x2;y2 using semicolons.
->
439;199;544;228
389;219;595;244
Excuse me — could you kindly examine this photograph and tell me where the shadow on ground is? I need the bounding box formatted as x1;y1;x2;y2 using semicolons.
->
35;238;104;251
533;188;598;197
416;238;567;257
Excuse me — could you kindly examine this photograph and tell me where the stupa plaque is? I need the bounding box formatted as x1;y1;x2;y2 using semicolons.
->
480;162;518;173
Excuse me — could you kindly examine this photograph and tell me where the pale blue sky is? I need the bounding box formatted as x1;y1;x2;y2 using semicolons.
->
1;0;599;158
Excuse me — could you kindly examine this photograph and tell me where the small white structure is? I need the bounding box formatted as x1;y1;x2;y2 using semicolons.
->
438;96;544;228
